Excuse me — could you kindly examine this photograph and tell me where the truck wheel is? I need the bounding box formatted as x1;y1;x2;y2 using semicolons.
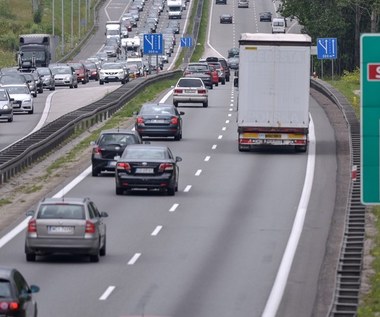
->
295;145;307;152
121;79;126;84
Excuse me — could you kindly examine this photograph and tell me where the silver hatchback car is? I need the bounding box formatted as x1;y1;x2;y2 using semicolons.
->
25;197;108;263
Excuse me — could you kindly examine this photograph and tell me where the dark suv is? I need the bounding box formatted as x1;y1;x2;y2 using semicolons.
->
91;129;143;176
0;267;39;317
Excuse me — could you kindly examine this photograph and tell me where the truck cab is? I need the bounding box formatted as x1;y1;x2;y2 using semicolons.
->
167;0;183;19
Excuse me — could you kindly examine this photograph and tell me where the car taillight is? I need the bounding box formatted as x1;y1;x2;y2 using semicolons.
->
0;301;19;311
85;221;96;234
159;163;174;172
116;162;131;171
27;219;37;233
136;116;144;124
198;89;207;94
92;146;102;157
174;89;183;93
170;117;179;125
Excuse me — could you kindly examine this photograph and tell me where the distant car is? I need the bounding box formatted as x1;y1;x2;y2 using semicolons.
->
0;73;27;86
91;129;143;176
238;0;249;8
228;47;239;58
183;62;213;89
0;88;14;122
50;65;78;88
220;14;233;24
36;67;55;90
84;62;99;81
115;144;182;196
0;267;39;317
228;56;240;69
25;197;109;262
20;73;38;97
99;62;128;85
67;62;90;84
173;77;209;108
135;103;184;140
260;11;272;22
209;64;219;87
216;0;227;3
207;61;226;84
3;84;34;114
206;56;230;82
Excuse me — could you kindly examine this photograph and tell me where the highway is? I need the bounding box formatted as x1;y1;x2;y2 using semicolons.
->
0;0;341;316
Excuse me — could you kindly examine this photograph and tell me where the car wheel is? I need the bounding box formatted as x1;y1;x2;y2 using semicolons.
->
38;87;44;93
26;253;36;262
209;84;213;90
28;108;34;114
203;101;208;108
90;253;99;263
167;185;175;196
121;79;126;84
8;117;13;122
222;79;226;85
100;237;106;256
174;132;181;141
92;168;99;177
116;186;123;195
33;92;37;97
99;80;104;85
173;102;178;107
50;85;55;91
74;83;78;88
70;84;74;88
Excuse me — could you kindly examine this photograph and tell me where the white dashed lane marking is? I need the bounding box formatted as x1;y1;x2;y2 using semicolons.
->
128;253;141;265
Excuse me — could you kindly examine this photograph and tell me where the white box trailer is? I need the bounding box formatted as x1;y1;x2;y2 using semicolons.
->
237;33;312;152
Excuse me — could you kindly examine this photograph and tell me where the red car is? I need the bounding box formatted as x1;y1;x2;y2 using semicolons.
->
67;62;90;84
84;62;99;81
209;64;219;86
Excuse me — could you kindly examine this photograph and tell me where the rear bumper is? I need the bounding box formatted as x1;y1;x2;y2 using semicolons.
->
26;237;99;255
136;127;180;137
173;95;208;104
116;173;174;189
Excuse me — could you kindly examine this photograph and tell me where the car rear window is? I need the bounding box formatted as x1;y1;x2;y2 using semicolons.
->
99;133;138;146
0;280;11;297
37;204;85;220
140;104;174;115
177;78;203;87
123;148;169;160
187;64;208;71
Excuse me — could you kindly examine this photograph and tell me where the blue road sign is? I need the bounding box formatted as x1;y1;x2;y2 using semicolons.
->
317;38;338;59
180;37;192;47
143;34;163;55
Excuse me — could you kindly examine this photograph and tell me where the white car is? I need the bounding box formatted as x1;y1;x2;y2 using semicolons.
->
99;62;128;85
3;84;34;114
173;77;208;108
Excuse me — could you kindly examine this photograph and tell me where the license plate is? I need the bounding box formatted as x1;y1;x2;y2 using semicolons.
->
114;155;120;160
135;168;154;174
109;161;117;167
185;89;196;93
48;226;74;234
151;119;165;123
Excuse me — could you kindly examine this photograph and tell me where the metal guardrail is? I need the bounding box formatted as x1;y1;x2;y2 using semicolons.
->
0;70;181;184
311;79;365;317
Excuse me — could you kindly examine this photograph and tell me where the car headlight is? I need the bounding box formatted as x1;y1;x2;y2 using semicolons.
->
1;104;10;110
65;76;71;81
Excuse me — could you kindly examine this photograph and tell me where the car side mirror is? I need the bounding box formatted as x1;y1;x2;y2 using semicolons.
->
30;285;40;294
100;211;109;218
26;210;34;217
180;111;185;115
175;156;182;162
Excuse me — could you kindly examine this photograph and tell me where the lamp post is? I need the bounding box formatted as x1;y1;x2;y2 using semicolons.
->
52;0;55;35
71;0;73;48
61;0;64;55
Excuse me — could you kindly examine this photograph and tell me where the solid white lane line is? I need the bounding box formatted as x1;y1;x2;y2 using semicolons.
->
169;203;179;212
184;185;192;192
151;226;163;236
204;156;211;161
128;253;141;265
212;144;217;150
195;169;202;176
99;286;115;300
218;135;223;139
262;117;316;317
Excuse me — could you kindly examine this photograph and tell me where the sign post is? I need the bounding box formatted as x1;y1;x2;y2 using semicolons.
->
316;37;337;80
361;34;380;204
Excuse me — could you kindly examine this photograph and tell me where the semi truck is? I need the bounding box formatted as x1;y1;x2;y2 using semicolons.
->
237;33;312;152
17;34;56;69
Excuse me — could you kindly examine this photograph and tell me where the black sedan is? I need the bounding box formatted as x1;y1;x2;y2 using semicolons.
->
115;144;182;196
0;267;39;317
260;11;272;22
220;14;233;23
135;103;184;140
91;129;143;176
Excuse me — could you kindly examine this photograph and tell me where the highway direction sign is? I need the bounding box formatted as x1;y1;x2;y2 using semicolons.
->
143;33;163;55
180;37;192;47
317;38;337;59
361;34;380;204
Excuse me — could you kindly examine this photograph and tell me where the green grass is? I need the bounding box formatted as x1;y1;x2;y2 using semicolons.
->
0;198;12;207
191;0;210;62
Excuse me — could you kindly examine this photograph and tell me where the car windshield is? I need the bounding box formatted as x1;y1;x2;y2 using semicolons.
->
140;104;174;115
51;67;72;75
0;280;11;298
37;68;51;75
37;204;85;220
99;133;137;146
0;90;8;101
177;78;203;87
123;148;169;160
6;86;30;94
0;75;25;85
102;63;122;70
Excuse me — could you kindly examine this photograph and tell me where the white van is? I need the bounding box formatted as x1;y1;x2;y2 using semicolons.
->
271;17;286;33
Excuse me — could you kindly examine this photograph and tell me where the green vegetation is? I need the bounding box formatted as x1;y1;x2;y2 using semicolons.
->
191;0;209;62
0;0;95;67
0;198;12;207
